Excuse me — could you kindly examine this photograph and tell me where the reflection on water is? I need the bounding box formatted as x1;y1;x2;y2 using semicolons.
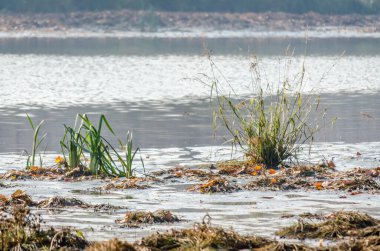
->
0;54;380;108
0;93;379;153
1;36;380;56
0;36;379;154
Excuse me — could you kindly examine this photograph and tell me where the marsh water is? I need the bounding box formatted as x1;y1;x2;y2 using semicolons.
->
0;33;379;242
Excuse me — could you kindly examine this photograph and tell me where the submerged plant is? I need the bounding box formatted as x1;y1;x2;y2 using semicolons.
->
25;114;46;169
205;55;326;168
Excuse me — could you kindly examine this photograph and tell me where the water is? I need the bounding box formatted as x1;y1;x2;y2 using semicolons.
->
0;33;379;242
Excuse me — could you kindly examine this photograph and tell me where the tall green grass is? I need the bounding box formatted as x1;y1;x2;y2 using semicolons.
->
25;114;46;169
114;131;144;178
78;114;121;176
60;115;83;170
59;114;142;177
207;55;326;167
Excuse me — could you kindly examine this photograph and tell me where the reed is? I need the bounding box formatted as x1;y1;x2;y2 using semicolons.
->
60;115;83;170
78;114;120;176
25;114;46;169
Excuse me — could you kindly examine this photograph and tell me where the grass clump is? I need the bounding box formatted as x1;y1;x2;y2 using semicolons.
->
276;211;380;239
116;210;180;228
206;55;325;168
0;206;88;250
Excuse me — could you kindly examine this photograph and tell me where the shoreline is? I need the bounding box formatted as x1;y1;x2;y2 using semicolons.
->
0;10;380;37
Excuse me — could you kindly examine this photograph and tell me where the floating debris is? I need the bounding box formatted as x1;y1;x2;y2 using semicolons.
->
38;196;90;209
188;178;240;193
217;160;262;176
37;196;124;212
0;190;36;209
244;176;313;191
276;211;380;239
335;235;380;250
103;177;152;190
285;165;333;178
0;167;93;181
116;210;180;228
151;166;214;180
244;165;380;193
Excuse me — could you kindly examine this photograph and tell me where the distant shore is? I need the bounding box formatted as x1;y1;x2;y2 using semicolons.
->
0;10;379;35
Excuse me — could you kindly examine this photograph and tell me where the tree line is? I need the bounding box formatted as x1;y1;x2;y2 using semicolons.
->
0;0;379;14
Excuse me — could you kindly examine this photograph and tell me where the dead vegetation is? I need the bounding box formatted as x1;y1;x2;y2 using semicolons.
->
0;166;93;181
86;238;137;251
38;196;90;209
137;223;272;250
217;160;264;176
0;190;36;209
36;195;124;211
87;223;318;250
151;166;215;181
188;178;240;193
335;236;380;251
0;205;88;250
244;166;380;193
276;211;380;240
116;210;180;228
1;191;123;213
103;177;154;190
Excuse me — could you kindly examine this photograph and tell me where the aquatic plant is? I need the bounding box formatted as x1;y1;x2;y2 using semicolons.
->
111;131;143;178
76;114;143;178
205;55;326;168
60;115;84;170
78;114;121;177
25;114;46;169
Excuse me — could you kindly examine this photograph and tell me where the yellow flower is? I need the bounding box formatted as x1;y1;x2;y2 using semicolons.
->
55;156;64;164
251;171;258;176
255;165;262;171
